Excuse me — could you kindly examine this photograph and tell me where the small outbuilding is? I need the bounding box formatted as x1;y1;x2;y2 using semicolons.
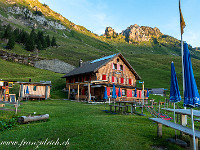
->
0;80;17;102
18;81;51;100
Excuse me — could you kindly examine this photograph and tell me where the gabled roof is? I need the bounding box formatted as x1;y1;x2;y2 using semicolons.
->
62;53;141;80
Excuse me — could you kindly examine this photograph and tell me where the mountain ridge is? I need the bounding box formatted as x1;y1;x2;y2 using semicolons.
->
0;0;200;67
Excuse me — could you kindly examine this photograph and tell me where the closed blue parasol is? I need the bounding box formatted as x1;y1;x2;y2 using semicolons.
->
103;87;108;100
26;86;29;94
183;43;200;107
146;89;149;98
118;87;121;97
134;88;137;97
170;62;181;103
170;61;181;139
112;84;117;99
183;42;200;149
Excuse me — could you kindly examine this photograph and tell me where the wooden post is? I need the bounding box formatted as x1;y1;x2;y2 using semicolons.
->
157;123;162;137
15;100;18;114
190;136;198;150
77;84;79;102
20;84;23;98
180;114;187;137
181;114;187;126
88;83;91;102
68;85;70;100
45;85;48;100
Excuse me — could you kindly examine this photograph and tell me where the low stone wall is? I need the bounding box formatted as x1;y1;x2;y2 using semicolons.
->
0;49;75;74
0;49;44;66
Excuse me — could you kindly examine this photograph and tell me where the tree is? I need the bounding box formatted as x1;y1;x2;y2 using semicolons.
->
20;30;29;44
25;35;35;51
3;24;12;39
51;36;57;47
6;34;15;49
36;40;42;50
30;28;37;45
42;38;47;49
13;28;20;42
46;35;51;47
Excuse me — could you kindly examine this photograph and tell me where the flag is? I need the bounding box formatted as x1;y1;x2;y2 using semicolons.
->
179;0;186;35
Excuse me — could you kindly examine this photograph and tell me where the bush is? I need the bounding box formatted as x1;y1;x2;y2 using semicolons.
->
0;118;17;131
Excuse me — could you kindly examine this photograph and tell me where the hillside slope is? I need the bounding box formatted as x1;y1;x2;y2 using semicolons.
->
0;0;200;95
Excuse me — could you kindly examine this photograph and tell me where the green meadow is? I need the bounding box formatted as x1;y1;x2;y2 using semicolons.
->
0;100;188;150
0;52;200;149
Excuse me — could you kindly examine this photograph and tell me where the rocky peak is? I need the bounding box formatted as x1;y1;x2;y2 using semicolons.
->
104;27;117;38
121;24;163;43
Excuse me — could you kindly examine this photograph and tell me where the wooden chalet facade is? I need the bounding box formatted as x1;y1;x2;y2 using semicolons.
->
62;53;147;101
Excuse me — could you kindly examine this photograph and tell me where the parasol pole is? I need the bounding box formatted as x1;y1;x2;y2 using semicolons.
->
174;103;177;140
191;108;196;150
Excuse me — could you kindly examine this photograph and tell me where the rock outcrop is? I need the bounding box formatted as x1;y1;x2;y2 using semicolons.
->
104;24;163;43
7;6;66;30
104;27;118;38
121;24;162;43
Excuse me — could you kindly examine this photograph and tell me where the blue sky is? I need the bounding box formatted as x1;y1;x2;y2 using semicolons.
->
39;0;200;47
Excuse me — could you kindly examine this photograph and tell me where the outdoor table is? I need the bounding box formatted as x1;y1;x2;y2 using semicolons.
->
161;108;200;126
116;101;136;114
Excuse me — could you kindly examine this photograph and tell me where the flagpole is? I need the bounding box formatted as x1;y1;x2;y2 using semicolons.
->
181;35;186;110
181;35;184;95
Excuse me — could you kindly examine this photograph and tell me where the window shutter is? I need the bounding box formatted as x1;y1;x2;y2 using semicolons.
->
112;76;114;82
121;78;124;84
117;64;120;70
129;79;132;85
107;87;110;96
102;75;106;80
116;88;118;97
112;63;113;69
123;65;125;71
82;89;85;95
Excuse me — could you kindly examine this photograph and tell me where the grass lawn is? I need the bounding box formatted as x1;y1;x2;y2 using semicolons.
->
0;100;187;150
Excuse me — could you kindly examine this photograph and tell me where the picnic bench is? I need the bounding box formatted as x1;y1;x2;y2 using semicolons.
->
109;104;126;113
0;104;5;107
150;118;200;149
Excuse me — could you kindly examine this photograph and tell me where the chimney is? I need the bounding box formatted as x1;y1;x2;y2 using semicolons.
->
79;59;83;67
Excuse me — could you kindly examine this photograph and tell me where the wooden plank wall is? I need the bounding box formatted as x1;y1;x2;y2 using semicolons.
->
21;85;50;98
97;56;136;86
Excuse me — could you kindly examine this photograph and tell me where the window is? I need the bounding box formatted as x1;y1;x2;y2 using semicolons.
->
102;75;107;80
120;65;123;71
117;58;119;62
113;64;117;70
33;86;37;91
110;88;113;96
132;90;135;97
122;89;126;96
112;76;117;83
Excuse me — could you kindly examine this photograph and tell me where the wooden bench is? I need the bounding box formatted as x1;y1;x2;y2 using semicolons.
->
0;104;5;107
109;105;126;113
150;118;200;149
